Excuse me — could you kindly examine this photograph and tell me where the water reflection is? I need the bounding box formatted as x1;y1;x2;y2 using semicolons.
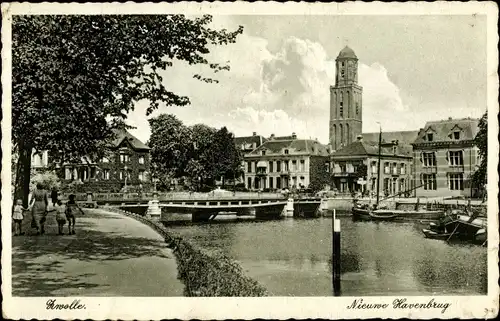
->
169;217;487;296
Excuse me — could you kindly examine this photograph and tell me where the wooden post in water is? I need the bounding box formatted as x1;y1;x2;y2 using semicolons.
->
332;209;341;296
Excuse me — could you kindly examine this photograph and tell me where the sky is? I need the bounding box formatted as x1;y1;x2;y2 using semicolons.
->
126;15;487;144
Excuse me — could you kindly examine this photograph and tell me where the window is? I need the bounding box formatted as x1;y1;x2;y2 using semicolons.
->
448;150;463;166
104;169;110;180
276;161;282;172
400;163;406;175
138;156;145;164
384;162;390;174
247;161;252;173
300;159;305;172
284;161;289;171
341;69;345;78
371;178;377;192
356;103;359;115
120;154;130;163
284;149;289;155
453;131;460;140
383;178;390;195
102;157;109;163
427;133;433;141
371;161;377;174
339;102;344;117
422;174;437;190
138;170;145;181
65;168;72;180
341;62;345;67
325;162;330;173
422;152;437;167
392;146;397;154
449;173;464;190
269;177;274;189
262;150;266;156
119;171;123;180
292;160;297;172
269;161;274;173
392;162;397;175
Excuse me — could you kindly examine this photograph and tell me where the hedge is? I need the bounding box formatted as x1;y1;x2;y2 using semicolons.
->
104;206;268;297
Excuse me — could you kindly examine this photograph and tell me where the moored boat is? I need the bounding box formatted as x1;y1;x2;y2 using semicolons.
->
422;228;454;240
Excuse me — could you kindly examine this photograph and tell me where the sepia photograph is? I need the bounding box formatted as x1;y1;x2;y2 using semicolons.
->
1;2;498;320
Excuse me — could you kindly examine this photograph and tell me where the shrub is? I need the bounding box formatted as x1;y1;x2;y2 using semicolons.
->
30;170;61;191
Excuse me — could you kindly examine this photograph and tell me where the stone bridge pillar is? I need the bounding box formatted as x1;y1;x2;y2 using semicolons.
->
147;199;161;220
283;198;294;217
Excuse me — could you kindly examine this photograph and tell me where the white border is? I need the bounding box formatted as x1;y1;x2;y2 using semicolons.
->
2;2;499;320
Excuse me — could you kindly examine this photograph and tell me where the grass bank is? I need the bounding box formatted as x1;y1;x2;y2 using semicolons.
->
103;206;268;297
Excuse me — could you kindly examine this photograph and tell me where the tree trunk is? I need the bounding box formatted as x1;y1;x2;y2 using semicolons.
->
19;143;33;208
222;176;225;188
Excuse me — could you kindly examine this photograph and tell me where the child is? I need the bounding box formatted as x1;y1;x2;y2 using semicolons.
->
54;200;67;235
66;194;85;235
12;199;27;236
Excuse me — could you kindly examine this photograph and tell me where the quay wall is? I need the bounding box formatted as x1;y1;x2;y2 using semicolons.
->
103;206;268;297
322;197;487;214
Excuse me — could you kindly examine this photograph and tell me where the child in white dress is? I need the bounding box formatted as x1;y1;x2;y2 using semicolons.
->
12;199;27;236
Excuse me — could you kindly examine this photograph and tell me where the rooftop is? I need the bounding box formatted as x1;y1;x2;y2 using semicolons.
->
337;45;357;59
248;136;330;156
362;130;419;145
413;117;479;145
111;129;150;150
332;139;413;158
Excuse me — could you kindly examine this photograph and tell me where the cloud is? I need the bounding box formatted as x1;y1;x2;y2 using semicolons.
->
128;32;411;144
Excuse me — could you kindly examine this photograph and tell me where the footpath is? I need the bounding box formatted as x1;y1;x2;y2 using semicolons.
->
11;208;183;296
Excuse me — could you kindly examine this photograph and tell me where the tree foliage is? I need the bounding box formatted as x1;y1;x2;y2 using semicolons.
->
12;15;243;204
472;112;487;188
148;114;242;190
355;163;368;179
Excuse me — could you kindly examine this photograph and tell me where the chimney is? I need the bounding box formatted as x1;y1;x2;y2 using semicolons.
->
292;132;297;139
270;133;275;140
252;132;257;136
356;135;363;142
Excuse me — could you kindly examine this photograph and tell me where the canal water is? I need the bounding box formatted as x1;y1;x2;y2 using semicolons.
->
166;217;487;296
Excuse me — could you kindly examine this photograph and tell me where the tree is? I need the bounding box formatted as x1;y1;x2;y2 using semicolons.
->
13;15;243;206
472;112;487;195
148;114;193;179
355;163;368;179
210;127;243;187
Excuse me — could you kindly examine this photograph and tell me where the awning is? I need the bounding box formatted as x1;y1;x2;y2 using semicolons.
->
257;161;268;168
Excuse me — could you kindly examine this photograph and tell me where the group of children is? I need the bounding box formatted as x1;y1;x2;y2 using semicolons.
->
12;194;85;236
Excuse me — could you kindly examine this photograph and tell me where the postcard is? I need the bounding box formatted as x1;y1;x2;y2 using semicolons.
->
1;1;498;320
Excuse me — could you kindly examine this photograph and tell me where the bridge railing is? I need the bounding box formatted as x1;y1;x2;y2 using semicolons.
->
62;191;287;202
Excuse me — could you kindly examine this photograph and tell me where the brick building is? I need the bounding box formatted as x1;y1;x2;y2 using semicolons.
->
331;135;414;196
243;133;330;191
412;117;480;198
60;129;151;192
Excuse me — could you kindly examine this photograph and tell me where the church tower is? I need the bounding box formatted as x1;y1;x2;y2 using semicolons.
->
329;46;363;150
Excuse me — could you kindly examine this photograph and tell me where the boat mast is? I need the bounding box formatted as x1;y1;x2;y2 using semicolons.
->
376;125;382;206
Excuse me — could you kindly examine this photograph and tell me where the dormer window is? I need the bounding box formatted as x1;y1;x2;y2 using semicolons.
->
427;133;433;142
284;149;289;155
392;146;397;154
261;150;266;156
453;131;460;140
